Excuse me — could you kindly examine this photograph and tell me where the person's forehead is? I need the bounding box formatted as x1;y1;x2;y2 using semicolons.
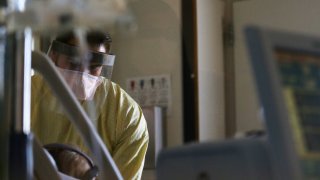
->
67;39;107;54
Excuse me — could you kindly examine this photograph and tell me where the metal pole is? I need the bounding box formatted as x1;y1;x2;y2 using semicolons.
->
223;0;236;138
6;29;33;180
0;23;8;180
5;29;32;133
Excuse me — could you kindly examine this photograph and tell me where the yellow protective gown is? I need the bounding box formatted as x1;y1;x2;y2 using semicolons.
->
31;74;149;180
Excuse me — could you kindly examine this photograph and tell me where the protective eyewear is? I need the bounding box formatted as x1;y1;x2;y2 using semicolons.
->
50;40;115;66
49;40;115;79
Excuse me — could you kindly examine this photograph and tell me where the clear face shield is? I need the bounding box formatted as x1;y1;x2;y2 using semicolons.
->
31;30;117;136
47;38;115;101
48;40;116;79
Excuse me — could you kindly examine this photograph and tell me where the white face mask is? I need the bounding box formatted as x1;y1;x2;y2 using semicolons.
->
57;67;102;100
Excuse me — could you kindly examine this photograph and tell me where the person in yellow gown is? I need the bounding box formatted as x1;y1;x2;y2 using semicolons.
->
31;30;149;179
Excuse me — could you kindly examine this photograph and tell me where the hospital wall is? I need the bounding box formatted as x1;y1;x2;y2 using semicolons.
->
234;0;320;133
111;0;183;148
110;0;320;147
112;0;225;146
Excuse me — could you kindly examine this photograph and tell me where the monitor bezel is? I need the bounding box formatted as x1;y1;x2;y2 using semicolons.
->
244;26;320;180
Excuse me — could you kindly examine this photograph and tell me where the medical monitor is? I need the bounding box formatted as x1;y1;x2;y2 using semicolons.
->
245;26;320;180
156;139;273;180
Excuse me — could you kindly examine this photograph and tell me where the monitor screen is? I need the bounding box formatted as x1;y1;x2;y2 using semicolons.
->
274;47;320;178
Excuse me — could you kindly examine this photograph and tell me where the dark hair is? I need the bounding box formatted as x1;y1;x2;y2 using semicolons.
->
55;30;112;52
